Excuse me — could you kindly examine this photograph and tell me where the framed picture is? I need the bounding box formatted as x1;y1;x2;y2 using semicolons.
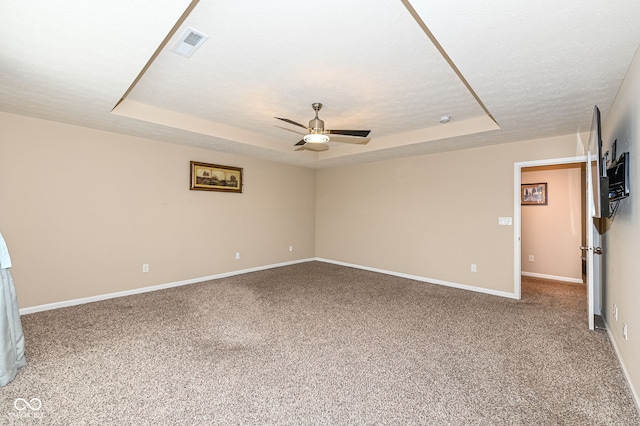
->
521;183;547;205
190;161;243;193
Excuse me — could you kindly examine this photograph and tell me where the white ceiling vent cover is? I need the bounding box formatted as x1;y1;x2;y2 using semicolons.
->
171;27;209;58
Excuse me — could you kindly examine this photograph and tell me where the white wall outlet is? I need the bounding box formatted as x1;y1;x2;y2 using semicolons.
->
528;255;534;262
142;264;149;273
289;245;293;252
235;252;240;260
623;324;628;340
471;264;477;272
614;304;618;321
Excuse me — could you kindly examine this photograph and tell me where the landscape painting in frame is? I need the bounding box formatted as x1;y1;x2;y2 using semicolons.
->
190;161;243;193
521;182;547;205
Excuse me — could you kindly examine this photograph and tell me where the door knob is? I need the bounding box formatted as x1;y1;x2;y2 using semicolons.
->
581;246;603;255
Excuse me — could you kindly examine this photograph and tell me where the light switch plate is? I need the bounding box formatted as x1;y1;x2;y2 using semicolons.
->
498;217;513;226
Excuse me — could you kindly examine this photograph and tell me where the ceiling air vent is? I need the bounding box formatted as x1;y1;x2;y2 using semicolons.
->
171;27;209;58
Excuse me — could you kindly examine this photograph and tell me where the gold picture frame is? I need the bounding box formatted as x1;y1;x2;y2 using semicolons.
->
521;182;547;205
190;161;243;193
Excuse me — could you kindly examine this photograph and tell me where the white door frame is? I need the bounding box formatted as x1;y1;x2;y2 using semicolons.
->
513;155;588;299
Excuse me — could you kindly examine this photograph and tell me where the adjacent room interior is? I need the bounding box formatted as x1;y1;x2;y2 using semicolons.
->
1;0;639;422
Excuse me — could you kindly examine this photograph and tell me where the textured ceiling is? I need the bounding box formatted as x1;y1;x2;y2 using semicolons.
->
1;1;639;168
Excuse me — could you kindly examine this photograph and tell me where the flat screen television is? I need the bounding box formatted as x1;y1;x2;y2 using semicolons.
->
589;105;609;218
608;152;630;202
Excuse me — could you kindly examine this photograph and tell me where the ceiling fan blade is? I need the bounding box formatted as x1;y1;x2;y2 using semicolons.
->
275;125;307;136
294;139;306;146
329;136;371;145
275;117;308;129
326;129;371;137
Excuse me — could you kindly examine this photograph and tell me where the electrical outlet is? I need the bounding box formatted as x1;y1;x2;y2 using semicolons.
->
142;264;149;273
528;255;534;262
471;264;477;273
614;304;618;321
235;252;240;260
289;245;293;252
623;324;628;340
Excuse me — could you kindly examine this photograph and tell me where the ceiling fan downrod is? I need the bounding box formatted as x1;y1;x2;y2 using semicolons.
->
308;102;325;134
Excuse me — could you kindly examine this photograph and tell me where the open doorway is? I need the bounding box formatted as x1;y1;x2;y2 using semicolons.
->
520;163;585;285
515;155;603;329
513;155;588;300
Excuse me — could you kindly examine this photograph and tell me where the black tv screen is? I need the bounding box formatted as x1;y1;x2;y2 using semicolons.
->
589;106;609;218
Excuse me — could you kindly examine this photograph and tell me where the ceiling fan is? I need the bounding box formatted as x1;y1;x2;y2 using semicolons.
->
275;103;371;152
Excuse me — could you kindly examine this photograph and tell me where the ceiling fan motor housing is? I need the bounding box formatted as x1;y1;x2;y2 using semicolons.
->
308;117;325;134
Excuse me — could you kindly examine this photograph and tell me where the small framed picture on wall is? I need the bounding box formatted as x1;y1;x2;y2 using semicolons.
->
521;183;547;205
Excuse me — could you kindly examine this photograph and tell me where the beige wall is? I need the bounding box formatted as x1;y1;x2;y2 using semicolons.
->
601;47;640;404
316;134;584;295
521;165;583;282
2;68;637;404
0;112;317;308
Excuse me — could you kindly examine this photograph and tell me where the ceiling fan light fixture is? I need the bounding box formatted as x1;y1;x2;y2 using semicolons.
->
275;102;370;151
303;133;330;144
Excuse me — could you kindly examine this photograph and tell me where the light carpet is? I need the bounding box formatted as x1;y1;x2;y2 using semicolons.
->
1;262;638;425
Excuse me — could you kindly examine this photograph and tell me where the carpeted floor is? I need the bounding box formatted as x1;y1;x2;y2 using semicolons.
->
1;262;638;425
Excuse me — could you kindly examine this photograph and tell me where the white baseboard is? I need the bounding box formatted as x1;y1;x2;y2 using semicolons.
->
603;317;640;413
315;258;517;299
19;258;315;315
21;257;523;314
521;271;584;284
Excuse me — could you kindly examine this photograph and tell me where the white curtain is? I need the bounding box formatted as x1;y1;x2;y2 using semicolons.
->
0;232;26;386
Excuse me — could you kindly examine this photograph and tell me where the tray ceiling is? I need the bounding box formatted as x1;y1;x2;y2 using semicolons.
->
1;1;639;168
